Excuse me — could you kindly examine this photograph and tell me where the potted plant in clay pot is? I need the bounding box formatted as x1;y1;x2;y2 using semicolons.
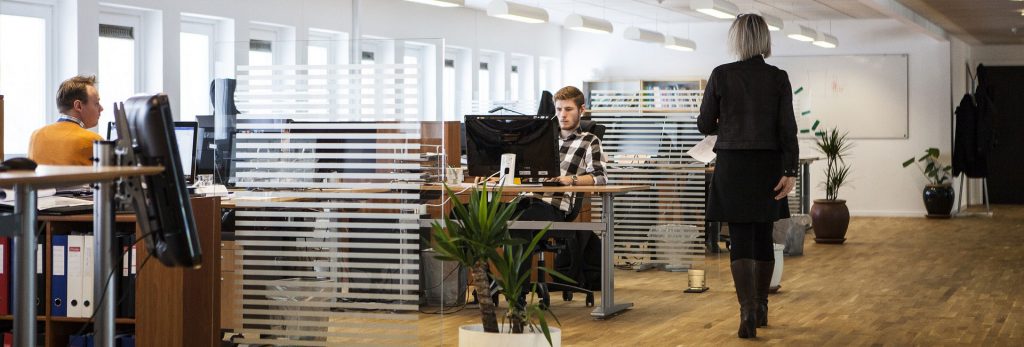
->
902;148;954;218
430;182;572;347
811;128;853;244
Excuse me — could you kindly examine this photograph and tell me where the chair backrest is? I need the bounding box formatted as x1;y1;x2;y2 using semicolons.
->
564;120;605;222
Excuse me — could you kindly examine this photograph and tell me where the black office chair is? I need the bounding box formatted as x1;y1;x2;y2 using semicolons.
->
532;120;607;308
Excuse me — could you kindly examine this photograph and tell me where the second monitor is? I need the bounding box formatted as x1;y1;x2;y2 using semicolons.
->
465;115;560;182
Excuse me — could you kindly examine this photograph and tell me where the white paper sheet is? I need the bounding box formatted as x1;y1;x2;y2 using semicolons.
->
687;135;718;164
0;188;56;201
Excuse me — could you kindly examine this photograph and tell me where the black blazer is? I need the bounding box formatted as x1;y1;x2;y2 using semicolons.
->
698;55;799;176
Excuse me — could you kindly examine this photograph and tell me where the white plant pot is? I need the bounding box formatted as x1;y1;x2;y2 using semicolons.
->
458;324;561;347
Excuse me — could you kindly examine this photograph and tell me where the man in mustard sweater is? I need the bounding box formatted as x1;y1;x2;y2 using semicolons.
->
28;75;105;165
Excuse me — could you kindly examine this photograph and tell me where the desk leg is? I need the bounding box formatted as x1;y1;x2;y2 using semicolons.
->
94;142;116;347
13;185;37;347
801;162;811;215
94;179;116;347
591;193;632;319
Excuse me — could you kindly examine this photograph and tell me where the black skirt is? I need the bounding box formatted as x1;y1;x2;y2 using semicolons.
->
706;150;791;223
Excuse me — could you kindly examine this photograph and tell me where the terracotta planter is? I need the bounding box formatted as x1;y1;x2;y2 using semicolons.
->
811;199;850;244
923;184;954;218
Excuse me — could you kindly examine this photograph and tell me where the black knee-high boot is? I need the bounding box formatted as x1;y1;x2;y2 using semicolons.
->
754;260;774;327
731;259;757;338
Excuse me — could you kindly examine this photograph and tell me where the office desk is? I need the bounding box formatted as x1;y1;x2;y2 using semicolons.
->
421;183;648;319
219;188;391;209
0;165;163;347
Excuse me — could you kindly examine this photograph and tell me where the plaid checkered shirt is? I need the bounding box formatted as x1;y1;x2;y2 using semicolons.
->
532;127;608;214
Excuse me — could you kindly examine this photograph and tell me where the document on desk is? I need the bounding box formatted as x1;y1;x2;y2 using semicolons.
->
687;135;718;164
0;188;57;201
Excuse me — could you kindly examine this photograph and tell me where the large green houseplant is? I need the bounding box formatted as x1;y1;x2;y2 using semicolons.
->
811;128;853;244
430;182;571;346
902;147;955;218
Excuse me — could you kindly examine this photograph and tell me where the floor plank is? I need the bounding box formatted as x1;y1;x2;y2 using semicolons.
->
415;206;1024;346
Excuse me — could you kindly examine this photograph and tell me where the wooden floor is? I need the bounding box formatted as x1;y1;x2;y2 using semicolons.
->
416;206;1024;346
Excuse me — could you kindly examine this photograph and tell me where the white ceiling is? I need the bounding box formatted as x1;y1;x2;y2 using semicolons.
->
463;0;888;29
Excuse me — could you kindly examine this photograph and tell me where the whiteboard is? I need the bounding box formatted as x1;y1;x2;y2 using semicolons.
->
767;54;909;139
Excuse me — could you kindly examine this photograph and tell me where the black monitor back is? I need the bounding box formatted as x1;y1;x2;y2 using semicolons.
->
122;94;203;268
289;121;377;174
465;115;560;179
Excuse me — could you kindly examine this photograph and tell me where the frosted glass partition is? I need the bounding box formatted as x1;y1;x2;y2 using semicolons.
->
588;89;708;270
220;38;448;346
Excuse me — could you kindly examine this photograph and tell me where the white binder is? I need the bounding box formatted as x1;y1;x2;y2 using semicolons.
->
66;235;85;318
82;235;95;318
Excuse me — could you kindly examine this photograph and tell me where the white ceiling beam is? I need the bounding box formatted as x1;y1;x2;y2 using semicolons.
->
858;0;947;42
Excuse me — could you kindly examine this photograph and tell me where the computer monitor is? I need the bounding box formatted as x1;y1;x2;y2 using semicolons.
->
465;115;560;180
117;94;203;268
110;121;198;184
173;122;198;184
288;121;377;174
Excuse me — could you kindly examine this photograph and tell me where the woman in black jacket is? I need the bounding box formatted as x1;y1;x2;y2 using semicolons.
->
697;14;799;339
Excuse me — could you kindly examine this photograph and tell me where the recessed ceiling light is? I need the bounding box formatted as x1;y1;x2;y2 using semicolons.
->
404;0;463;7
564;14;614;34
690;0;739;20
487;0;549;24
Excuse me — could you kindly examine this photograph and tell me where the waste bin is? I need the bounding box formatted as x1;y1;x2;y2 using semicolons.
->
773;214;810;256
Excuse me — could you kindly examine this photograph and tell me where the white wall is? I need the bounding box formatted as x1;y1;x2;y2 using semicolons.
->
972;45;1024;66
48;0;562;120
564;19;952;216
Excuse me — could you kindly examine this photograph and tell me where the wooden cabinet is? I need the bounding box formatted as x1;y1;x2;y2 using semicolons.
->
2;197;220;347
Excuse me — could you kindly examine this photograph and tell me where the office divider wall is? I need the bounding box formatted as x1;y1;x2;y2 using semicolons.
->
222;39;446;346
588;89;708;270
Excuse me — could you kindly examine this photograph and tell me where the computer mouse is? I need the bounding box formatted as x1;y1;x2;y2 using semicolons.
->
0;157;38;171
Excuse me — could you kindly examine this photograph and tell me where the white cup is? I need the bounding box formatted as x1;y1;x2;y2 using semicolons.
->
445;167;464;185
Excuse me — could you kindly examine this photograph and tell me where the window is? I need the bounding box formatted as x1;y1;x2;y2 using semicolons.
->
360;48;378;116
402;43;430;117
443;59;455;120
98;13;143;136
248;39;273;90
478;61;490;110
539;57;560;94
180;19;215;121
1;2;52;156
510;65;519;101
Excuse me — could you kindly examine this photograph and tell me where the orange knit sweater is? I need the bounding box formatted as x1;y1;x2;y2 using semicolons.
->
28;121;103;165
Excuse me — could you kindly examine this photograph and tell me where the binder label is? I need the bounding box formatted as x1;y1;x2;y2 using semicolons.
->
37;244;43;274
53;246;65;276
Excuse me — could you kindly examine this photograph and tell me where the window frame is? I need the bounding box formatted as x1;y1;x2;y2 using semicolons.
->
0;0;56;156
179;17;217;120
98;7;145;96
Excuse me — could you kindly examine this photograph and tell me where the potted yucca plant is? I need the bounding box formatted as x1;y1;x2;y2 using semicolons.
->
811;128;853;244
902;148;954;218
430;182;572;347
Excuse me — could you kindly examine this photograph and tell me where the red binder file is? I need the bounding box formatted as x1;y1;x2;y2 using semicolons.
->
0;237;9;315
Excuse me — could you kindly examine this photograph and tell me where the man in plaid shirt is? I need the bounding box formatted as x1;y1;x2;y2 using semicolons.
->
518;86;608;222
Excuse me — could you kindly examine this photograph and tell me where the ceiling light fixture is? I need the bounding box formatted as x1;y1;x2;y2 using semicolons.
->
624;27;665;43
564;13;614;34
812;32;838;48
487;0;549;24
762;13;784;31
690;0;739;20
785;24;817;42
403;0;463;7
664;36;697;51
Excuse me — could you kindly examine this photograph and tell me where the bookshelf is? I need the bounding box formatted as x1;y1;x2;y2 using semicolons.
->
1;197;220;347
